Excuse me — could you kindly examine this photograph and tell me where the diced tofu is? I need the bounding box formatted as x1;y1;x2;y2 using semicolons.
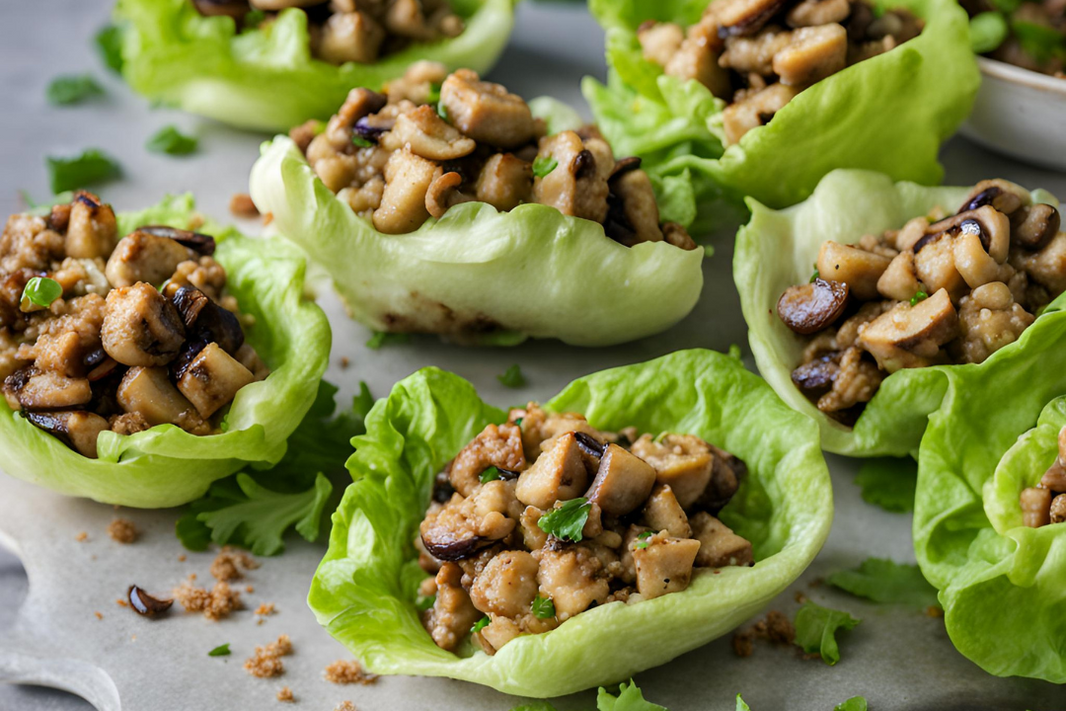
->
475;153;533;212
632;533;701;599
535;545;609;618
631;434;714;509
5;369;92;410
469;550;540;618
477;615;523;655
423;562;482;651
438;69;536;149
690;512;753;568
515;432;589;509
65;196;117;260
176;342;255;418
372;148;439;235
118;366;197;426
817;241;892;301
642;485;691;538
586;443;658;517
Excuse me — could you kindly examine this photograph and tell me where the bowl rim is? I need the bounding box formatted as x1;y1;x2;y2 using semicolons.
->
977;56;1066;96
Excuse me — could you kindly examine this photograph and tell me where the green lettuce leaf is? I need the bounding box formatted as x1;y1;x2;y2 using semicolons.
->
0;194;331;507
914;365;1066;681
735;169;1066;456
113;0;516;132
249;136;704;346
307;349;832;696
835;699;868;711
854;457;918;512
793;601;861;665
736;697;752;711
826;558;939;607
583;0;979;231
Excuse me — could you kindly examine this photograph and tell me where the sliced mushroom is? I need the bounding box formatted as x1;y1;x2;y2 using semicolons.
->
176;342;255;419
958;179;1030;216
4;368;92;410
586;443;658;517
101;283;186;367
953;229;1003;289
697;446;747;513
858;288;958;372
25;410;109;458
817;241;891;300
105;231;194;288
777;278;849;335
712;0;791;36
791;352;839;398
1011;203;1061;251
66;192;118;260
116;366;196;427
136;226;216;256
1010;233;1066;295
772;23;848;87
192;0;250;18
925;205;1011;263
425;171;470;219
382;104;477;161
608;169;663;245
439;69;536;149
475;153;533;212
532;131;613;224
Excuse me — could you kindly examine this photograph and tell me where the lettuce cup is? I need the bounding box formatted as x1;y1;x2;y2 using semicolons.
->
735;169;1066;457
250;64;705;346
307;349;832;696
113;0;516;132
582;0;979;232
0;193;330;507
914;357;1066;682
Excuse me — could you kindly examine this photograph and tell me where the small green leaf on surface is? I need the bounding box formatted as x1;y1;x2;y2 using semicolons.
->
146;125;198;155
794;601;861;665
47;74;104;106
736;696;752;711
537;497;591;542
208;643;231;657
854;457;917;513
366;331;410;349
834;697;868;711
94;25;124;73
827;558;939;608
20;276;63;310
597;681;668;711
46;149;120;194
532;156;558;178
497;364;526;388
352;135;374;148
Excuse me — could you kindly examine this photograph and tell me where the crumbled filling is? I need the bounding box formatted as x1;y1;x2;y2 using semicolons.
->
777;180;1065;424
324;659;378;685
173;578;243;620
0;192;270;457
732;609;796;657
211;547;260;581
1021;423;1066;528
192;0;465;65
277;686;295;703
244;634;293;678
418;403;752;654
291;63;697;248
637;0;924;145
963;0;1065;77
107;518;139;544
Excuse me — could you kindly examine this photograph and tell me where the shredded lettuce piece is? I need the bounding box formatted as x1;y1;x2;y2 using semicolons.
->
793;601;861;666
827;558;939;607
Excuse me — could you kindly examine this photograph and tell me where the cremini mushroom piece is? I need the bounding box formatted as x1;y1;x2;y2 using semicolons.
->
101;282;186;367
105;231;195;288
858;288;959;372
777;277;850;335
532;131;614;223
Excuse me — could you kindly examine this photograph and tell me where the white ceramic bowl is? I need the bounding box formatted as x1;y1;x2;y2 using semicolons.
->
960;57;1066;171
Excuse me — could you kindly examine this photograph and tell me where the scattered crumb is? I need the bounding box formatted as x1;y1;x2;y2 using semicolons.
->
802;652;823;661
107;518;139;544
732;610;796;658
91;555;97;561
277;687;295;703
926;605;944;618
211;547;259;582
230;193;260;218
131;635;137;642
334;703;357;711
75;532;88;542
244;634;293;678
94;611;103;620
178;555;187;562
256;603;276;616
263;212;274;226
246;585;255;594
808;577;824;588
190;573;197;581
340;357;350;369
324;660;378;686
116;599;128;608
173;579;242;620
794;591;807;604
188;214;205;230
732;631;754;658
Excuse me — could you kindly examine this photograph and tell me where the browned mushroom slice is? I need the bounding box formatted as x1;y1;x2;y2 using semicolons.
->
4;368;92;410
24;410;109;458
817;241;892;301
632;533;701;599
1011;233;1066;295
586;443;658;517
117;366;197;427
777;278;849;335
607;169;664;245
690;512;753;567
858;288;959;372
791;353;839;399
772;23;848;87
439;69;536;149
924;205;1011;263
176;342;255;418
515;432;590;509
425;171;473;220
101;282;186;367
1020;486;1052;528
712;0;791;37
136;225;216;256
532;131;614;224
786;0;851;28
66;192;118;260
958;179;1030;217
105;231;194;288
1011;203;1061;251
1041;430;1066;490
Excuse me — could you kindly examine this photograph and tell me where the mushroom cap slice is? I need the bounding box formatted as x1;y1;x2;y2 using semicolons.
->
858;288;959;372
777;277;849;335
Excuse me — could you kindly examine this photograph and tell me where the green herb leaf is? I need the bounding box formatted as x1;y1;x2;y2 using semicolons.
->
827;558;939;608
479;467;501;483
497;364;526;388
596;681;668;711
208;643;231;657
415;594;436;612
46;75;104;106
834;698;868;711
637;531;653;539
909;290;929;307
793;601;861;666
146;125;198;156
537;497;591;542
532;156;558;179
970;12;1010;53
426;82;442;105
20;277;63;310
728;343;742;361
471;616;490;634
854;457;917;513
736;696;752;711
810;268;820;283
46;149;120;194
352;135;374;148
531;595;555;619
366;331;410;349
243;9;266;28
514;417;524;428
1012;19;1066;63
436;101;449;122
94;25;124;73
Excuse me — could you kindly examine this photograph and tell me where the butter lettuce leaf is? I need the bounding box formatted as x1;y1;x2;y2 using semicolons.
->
113;0;516;132
249;136;704;347
793;601;861;666
307;349;832;696
735;169;1065;456
583;0;979;231
0;194;331;507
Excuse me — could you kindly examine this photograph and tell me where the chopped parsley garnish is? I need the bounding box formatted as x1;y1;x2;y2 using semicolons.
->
352;135;374;148
909;290;929;306
436;101;449;122
20;277;63;310
471;616;490;634
426;82;442;105
46;149;120;194
855;457;917;513
366;331;410;349
531;595;555;619
635;530;654;550
736;696;752;711
537;497;591;542
809;266;820;283
514;417;524;428
793;601;861;666
826;558;939;608
46;74;104;106
479;467;501;483
835;697;868;711
416;594;436;612
94;25;124;74
208;643;231;657
146;125;198;156
497;364;526;388
532;156;558;178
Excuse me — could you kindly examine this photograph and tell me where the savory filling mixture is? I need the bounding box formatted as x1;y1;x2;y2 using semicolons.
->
0;192;269;458
637;0;924;144
192;0;465;65
290;62;698;247
1021;424;1066;528
964;0;1065;78
777;180;1065;425
416;404;752;655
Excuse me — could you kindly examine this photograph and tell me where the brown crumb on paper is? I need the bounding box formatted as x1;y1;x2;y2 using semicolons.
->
173;579;242;620
732;610;796;658
211;547;259;582
178;554;187;562
230;193;260;218
256;603;276;616
116;599;128;608
76;532;88;542
324;660;378;685
340;357;350;369
277;687;295;703
794;591;807;604
244;634;293;678
732;630;754;658
334;703;357;711
246;585;255;594
926;605;944;618
94;611;103;620
107;518;139;544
